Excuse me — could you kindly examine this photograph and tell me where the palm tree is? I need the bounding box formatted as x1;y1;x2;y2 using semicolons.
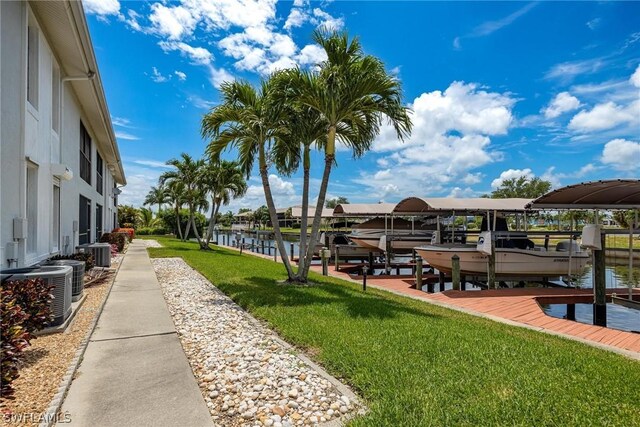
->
164;179;186;240
202;77;298;280
139;207;156;228
291;29;412;280
143;185;169;215
161;153;206;245
201;159;248;247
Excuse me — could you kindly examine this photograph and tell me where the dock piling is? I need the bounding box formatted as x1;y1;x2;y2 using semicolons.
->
415;258;423;290
321;247;329;276
566;304;576;321
362;267;367;291
438;272;445;292
334;246;340;271
368;252;374;275
593;232;607;327
290;243;294;262
452;255;460;291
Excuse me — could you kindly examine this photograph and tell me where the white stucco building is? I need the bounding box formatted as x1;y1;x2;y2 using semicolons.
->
1;0;126;268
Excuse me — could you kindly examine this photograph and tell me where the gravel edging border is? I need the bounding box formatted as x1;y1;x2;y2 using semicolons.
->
38;256;125;427
164;258;368;426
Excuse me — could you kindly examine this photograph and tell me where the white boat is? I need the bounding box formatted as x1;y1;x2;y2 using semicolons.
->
349;217;435;253
415;239;590;278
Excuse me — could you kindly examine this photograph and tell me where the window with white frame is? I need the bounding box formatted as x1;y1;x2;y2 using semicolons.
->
27;19;39;109
26;164;38;254
52;64;60;133
52;184;60;252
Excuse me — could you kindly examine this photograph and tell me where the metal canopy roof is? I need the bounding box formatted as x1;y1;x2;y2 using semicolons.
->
527;180;640;209
393;197;532;214
290;206;334;219
333;203;396;217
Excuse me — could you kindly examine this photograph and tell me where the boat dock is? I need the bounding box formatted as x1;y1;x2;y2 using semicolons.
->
309;263;640;356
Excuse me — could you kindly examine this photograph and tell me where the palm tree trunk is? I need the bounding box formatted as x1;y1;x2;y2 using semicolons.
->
205;197;216;247
174;206;183;240
301;126;336;279
258;145;296;280
297;144;311;276
184;216;192;241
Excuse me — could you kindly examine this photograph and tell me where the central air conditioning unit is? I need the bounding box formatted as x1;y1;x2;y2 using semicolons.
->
45;259;85;301
1;266;72;326
77;243;111;267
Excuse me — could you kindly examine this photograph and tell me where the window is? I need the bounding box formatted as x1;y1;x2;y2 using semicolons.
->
80;122;91;184
52;184;60;252
78;195;91;245
52;65;60;133
96;153;103;194
95;204;103;240
26;164;38;254
27;22;39;108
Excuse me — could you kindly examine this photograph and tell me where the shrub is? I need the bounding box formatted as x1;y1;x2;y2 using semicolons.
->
1;278;54;399
100;232;127;252
136;227;151;236
136;227;167;236
50;252;95;271
158;209;205;238
114;227;135;240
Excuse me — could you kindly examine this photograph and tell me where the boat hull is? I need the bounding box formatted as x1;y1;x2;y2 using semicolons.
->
415;244;590;277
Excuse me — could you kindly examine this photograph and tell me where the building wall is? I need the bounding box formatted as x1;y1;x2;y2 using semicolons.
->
1;1;119;268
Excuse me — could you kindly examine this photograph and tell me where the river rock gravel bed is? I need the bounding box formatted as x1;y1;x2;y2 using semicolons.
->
151;257;361;427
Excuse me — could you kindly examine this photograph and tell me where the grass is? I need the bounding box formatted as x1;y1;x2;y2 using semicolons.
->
146;236;640;426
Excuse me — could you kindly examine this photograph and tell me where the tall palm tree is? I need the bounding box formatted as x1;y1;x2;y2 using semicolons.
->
291;29;412;280
161;153;206;245
143;185;169;215
201;77;298;280
164;179;186;240
139;207;157;228
201;159;247;247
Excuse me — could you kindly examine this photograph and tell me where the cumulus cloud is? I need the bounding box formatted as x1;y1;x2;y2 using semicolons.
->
630;64;640;88
228;174;299;210
491;168;534;189
83;0;121;17
353;81;516;199
543;92;581;119
149;3;198;40
159;41;213;65
568;100;639;132
150;67;169;83
174;70;187;81
601;139;640;171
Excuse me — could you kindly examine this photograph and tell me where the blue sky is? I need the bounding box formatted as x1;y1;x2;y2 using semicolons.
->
83;0;640;211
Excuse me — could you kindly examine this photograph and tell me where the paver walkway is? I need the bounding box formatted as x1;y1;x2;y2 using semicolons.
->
59;241;212;426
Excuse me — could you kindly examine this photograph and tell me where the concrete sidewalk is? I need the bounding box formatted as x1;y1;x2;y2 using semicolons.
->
59;241;212;427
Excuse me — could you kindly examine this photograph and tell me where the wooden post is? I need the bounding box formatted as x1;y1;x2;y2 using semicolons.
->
274;246;277;262
215;230;219;245
438;271;445;292
362;267;367;291
261;240;265;254
321;247;328;276
251;238;255;252
368;252;374;275
415;257;423;290
566;304;576;321
242;237;245;249
223;234;226;246
461;275;466;291
452;255;460;291
290;243;295;262
385;238;391;275
593;232;607;327
334;246;340;271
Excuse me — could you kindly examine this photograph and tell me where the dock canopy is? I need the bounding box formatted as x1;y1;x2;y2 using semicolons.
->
393;197;532;214
333;203;396;217
290;206;334;219
527;179;640;209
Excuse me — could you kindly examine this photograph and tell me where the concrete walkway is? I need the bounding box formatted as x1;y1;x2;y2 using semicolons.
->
59;241;212;427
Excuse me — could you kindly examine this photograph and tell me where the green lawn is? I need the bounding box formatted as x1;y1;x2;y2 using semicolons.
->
146;236;640;426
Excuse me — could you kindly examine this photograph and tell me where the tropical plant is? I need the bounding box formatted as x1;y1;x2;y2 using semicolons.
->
158;209;206;239
143;184;169;214
253;205;270;229
164;179;186;240
161;154;207;245
117;205;141;229
201;160;247;246
202;78;299;280
289;29;412;281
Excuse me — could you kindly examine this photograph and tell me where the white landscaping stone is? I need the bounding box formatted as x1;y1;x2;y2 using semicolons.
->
152;257;360;426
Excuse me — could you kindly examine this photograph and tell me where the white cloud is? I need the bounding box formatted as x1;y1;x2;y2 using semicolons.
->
630;64;640;88
112;117;133;128
115;130;140;141
545;57;606;82
284;8;308;30
150;67;169;83
586;18;601;30
118;162;165;207
543;92;581;119
132;160;172;169
149;3;198;40
159;41;213;65
448;187;478;198
491;168;534;189
83;0;121;16
568;100;638;132
297;44;327;66
312;8;344;31
174;70;187;81
228;174;298;210
601;139;640;171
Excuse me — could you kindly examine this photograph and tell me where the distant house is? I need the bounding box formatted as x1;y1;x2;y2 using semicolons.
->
1;1;126;268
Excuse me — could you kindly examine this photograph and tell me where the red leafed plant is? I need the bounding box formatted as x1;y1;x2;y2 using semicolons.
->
1;278;54;399
110;243;119;256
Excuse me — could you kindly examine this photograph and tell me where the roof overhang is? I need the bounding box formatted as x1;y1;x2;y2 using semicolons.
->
290;206;334;219
527;179;640;209
30;1;126;185
332;203;396;217
393;197;532;214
